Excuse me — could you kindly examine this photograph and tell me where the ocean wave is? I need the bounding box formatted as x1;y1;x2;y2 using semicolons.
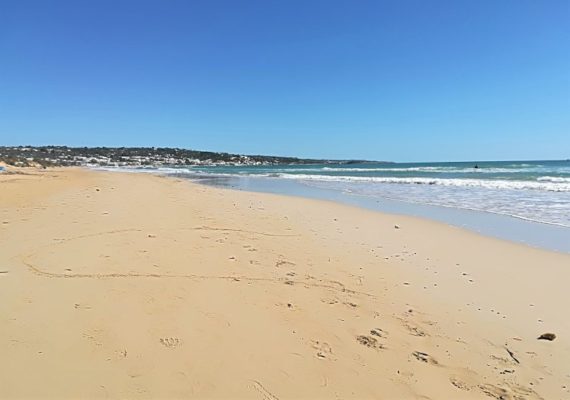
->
155;168;570;192
537;176;570;183
317;166;550;174
322;166;454;172
274;174;570;192
96;166;199;174
190;165;555;174
93;165;570;192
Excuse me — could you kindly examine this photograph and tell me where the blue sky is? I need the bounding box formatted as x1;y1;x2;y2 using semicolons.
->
1;0;568;162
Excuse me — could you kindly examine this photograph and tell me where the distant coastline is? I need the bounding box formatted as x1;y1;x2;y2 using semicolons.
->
0;146;387;169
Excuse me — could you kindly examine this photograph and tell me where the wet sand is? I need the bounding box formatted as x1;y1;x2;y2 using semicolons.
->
190;174;570;253
1;167;569;399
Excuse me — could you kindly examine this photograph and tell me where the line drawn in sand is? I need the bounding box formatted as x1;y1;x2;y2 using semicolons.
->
250;380;280;400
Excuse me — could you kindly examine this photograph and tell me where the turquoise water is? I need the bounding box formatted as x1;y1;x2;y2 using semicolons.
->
187;160;570;186
103;160;570;227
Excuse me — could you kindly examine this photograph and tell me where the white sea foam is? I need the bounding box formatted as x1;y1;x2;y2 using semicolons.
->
318;166;555;174
93;166;190;174
273;174;570;192
537;176;570;183
321;166;453;172
304;179;570;227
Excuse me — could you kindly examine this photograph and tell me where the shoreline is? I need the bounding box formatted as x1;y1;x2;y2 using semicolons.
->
1;167;569;399
180;173;570;254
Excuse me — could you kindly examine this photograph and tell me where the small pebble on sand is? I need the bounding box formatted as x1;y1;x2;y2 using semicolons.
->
537;333;556;341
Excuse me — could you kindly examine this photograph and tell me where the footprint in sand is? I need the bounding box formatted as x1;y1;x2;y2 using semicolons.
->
321;297;339;305
159;337;182;348
404;322;427;337
356;335;384;350
478;383;541;400
449;376;472;391
311;340;333;360
275;260;295;268
412;351;438;365
83;329;103;347
490;354;518;368
115;349;128;359
370;328;387;338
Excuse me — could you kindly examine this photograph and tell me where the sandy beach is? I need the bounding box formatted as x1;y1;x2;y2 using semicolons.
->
1;167;569;399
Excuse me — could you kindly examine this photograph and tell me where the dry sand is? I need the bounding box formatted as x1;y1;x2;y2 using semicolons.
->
1;168;569;399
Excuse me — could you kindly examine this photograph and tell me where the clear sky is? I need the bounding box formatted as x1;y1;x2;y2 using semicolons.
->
1;0;568;162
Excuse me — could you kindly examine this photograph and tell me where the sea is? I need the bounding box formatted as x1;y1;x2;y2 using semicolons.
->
98;159;570;252
169;160;570;225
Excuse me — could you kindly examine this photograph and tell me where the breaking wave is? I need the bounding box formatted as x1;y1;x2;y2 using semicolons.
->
273;174;570;192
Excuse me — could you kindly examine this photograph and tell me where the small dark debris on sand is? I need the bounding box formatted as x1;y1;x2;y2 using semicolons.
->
505;347;520;364
537;333;556;341
394;225;400;229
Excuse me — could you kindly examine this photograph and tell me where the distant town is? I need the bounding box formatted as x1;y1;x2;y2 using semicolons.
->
0;146;376;168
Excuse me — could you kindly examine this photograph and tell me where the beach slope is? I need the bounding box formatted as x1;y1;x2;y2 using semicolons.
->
1;168;568;399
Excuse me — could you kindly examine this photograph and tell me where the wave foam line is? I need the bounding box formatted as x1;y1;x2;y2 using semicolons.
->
274;174;570;192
